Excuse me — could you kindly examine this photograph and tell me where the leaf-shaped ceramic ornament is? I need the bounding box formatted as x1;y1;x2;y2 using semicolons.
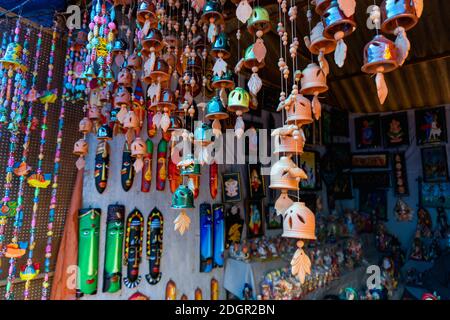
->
338;0;356;17
376;73;388;105
213;58;227;77
395;26;410;66
236;0;253;23
174;211;191;235
253;38;267;63
291;241;312;284
248;73;262;96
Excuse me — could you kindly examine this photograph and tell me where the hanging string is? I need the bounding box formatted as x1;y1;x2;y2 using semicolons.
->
41;29;74;300
307;0;314;62
0;19;24;257
23;24;58;300
4;26;34;300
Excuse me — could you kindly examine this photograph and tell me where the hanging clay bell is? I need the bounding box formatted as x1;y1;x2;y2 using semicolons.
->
247;7;271;35
156;88;177;111
171;185;195;209
282;202;316;239
123;111;140;129
79;117;93;134
99;87;110;104
312;0;331;15
304;21;336;56
167;115;184;133
180;70;202;98
380;0;421;34
284;94;314;126
142;28;164;55
211;69;235;90
300;63;328;96
272;125;305;155
194;122;213;146
201;0;224;24
137;0;158;27
322;0;357;67
97;124;113;140
112;38;128;57
117;67;133;88
88;105;102;122
322;0;356;39
73;139;89;156
211;32;231;59
205;96;229;121
187;54;203;73
227;87;250;113
361;35;398;104
128;51;143;71
0;42;25;70
114;86;132;108
150;58;170;83
269;156;307;190
243;44;265;70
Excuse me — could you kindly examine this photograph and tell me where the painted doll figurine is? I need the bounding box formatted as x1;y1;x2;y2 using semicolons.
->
123;208;144;288
121;141;135;192
145;207;164;285
213;204;225;268
77;208;101;297
141;139;154;193
211;278;219;300
94;141;110;194
103;205;125;293
166;279;177;300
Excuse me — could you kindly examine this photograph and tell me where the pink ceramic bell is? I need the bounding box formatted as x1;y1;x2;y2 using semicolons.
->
73;139;89;157
117;67;133;88
79;117;93;135
131;137;148;173
269;156;307;191
282;92;314;126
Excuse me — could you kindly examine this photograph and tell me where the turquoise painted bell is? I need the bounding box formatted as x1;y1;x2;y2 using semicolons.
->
179;154;201;176
112;38;128;55
201;0;224;24
211;32;230;59
171;185;195;209
97;124;113;140
211;69;235;89
205;96;229;121
194;122;213;145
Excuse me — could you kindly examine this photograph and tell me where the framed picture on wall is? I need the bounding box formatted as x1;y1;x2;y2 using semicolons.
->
331;172;353;199
392;152;409;196
298;150;321;190
222;172;242;203
421;146;449;182
351;152;389;168
381;112;410;148
420;181;450;209
265;204;282;230
225;205;244;248
247;164;266;199
352;171;391;189
330;108;349;138
354;115;381;149
415;106;447;145
245;200;264;238
359;189;388;221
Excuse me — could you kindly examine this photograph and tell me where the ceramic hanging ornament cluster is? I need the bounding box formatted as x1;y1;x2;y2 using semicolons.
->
268;0;319;285
361;0;423;104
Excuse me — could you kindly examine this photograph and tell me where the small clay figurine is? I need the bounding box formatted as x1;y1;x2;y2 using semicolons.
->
417;207;432;238
410;236;425;261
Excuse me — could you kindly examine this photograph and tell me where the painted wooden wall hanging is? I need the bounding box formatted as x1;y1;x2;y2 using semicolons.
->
145;207;163;285
123;208;144;288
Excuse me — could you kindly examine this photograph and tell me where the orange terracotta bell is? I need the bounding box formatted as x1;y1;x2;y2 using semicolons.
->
272;125;305;155
322;0;356;67
117;67;133;88
300;63;328;96
312;0;331;15
282;202;316;240
283;92;314;126
361;34;399;105
269;156;307;191
73;139;89;156
128;51;143;71
79;117;93;135
114;86;132;108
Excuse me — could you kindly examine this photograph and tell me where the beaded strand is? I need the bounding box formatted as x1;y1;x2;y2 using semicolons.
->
41;29;74;300
23;25;58;300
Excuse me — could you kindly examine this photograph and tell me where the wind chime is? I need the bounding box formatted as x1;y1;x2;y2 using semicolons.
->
314;0;356;68
0;19;29;270
41;28;76;300
269;0;320;285
23;24;59;300
4;26;37;300
361;0;423;104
